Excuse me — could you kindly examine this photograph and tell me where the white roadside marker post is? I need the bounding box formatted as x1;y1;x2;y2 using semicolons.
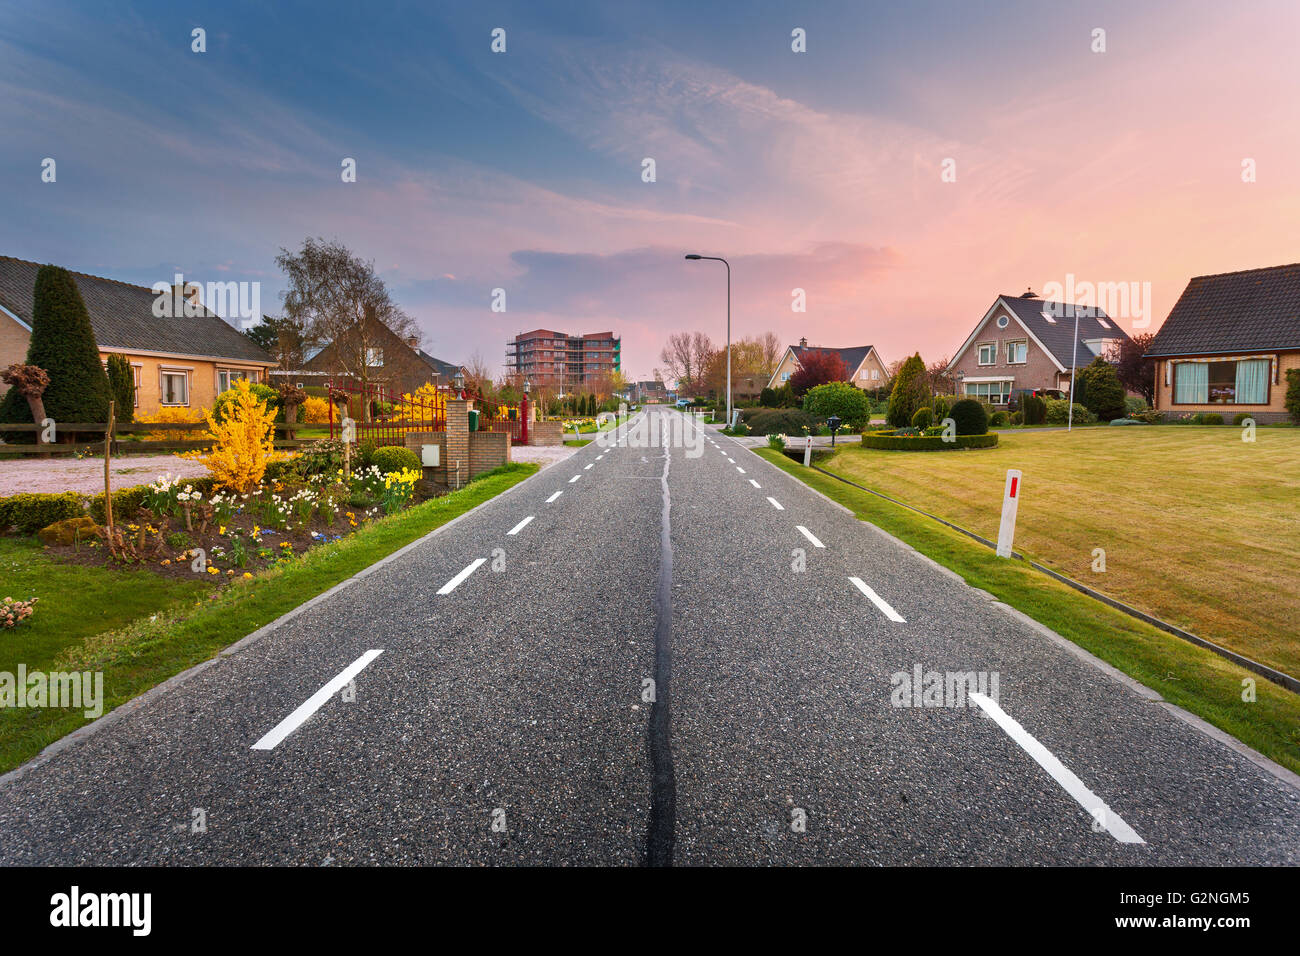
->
996;469;1022;558
803;434;813;467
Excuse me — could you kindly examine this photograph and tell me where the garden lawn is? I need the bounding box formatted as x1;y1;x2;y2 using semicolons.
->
755;448;1300;776
819;426;1300;678
0;462;537;773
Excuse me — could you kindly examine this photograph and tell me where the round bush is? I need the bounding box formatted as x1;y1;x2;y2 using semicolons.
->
989;410;1009;427
1010;410;1023;425
948;398;989;436
371;445;421;475
911;406;934;429
1233;412;1253;426
1201;413;1224;425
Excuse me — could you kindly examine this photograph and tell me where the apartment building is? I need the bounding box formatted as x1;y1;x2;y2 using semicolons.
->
505;329;620;391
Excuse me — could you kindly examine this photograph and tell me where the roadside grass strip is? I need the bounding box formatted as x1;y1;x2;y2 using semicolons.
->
753;448;1300;776
252;650;384;751
849;576;906;622
438;558;486;594
970;692;1144;844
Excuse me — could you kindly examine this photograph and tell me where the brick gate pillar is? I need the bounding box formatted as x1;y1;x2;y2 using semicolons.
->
446;398;469;488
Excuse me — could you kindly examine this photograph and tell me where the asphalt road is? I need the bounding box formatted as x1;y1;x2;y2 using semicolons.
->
0;405;1297;865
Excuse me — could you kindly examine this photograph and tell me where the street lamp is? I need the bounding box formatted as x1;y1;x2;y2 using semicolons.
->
452;369;465;399
685;253;732;429
521;378;531;445
1067;306;1080;432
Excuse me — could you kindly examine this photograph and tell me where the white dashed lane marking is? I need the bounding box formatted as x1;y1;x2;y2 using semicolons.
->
438;558;486;595
569;475;582;483
251;650;384;751
796;526;825;548
969;692;1145;845
507;516;534;536
749;479;761;488
849;576;904;622
546;491;562;503
766;497;784;510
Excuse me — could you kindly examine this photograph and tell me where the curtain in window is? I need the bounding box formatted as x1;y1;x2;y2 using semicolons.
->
1174;363;1207;403
1234;359;1268;404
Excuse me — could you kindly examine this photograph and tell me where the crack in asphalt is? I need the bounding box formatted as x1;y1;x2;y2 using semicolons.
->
645;437;676;866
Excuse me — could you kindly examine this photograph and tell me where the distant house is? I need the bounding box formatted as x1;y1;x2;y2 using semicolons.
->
946;291;1130;407
0;256;275;416
766;338;889;392
632;380;668;403
281;311;462;397
1146;263;1300;423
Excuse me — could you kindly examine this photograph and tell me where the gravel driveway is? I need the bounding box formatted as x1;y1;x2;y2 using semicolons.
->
0;454;208;496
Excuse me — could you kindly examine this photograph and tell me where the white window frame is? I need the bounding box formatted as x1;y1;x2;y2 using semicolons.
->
965;380;1013;404
217;368;251;393
977;343;997;366
1006;340;1028;364
365;348;384;367
159;366;191;407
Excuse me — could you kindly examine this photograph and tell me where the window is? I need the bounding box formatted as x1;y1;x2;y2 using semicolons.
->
782;371;791;381
977;343;997;365
1173;359;1269;404
996;315;1009;329
965;381;1012;404
217;368;249;392
365;348;384;367
1040;310;1057;324
160;370;189;406
871;368;880;380
1007;341;1028;364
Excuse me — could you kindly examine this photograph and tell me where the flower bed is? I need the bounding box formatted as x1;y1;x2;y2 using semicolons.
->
860;428;999;451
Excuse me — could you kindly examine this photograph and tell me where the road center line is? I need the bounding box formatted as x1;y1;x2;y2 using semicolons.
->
569;474;582;483
438;558;486;595
849;576;905;622
796;525;825;548
546;491;562;503
736;466;745;474
969;692;1145;844
584;463;593;470
251;650;384;751
749;479;761;488
766;496;784;510
507;516;534;536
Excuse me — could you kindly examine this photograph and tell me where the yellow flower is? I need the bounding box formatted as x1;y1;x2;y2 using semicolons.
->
252;525;260;536
207;566;219;575
242;572;253;579
161;559;171;565
218;525;226;535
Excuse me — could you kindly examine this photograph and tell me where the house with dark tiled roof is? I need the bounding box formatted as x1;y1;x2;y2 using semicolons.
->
765;338;889;393
946;291;1131;406
1147;263;1300;423
0;256;275;416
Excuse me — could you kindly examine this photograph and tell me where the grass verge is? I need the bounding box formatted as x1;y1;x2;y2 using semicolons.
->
0;462;537;773
755;448;1300;776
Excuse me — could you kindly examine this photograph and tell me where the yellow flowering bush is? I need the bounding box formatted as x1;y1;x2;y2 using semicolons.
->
392;383;447;423
194;379;276;494
135;406;206;440
300;395;332;423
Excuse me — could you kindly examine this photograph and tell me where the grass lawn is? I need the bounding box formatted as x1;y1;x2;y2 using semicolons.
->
0;462;537;773
820;426;1300;678
756;448;1300;776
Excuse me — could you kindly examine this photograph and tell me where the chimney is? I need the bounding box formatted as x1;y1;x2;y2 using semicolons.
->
405;336;419;349
799;336;808;348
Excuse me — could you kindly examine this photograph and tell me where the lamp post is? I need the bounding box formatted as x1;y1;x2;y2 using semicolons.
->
827;414;842;447
452;369;465;400
1067;306;1080;432
684;253;732;428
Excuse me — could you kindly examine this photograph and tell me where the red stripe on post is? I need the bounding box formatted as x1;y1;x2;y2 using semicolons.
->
1009;476;1018;498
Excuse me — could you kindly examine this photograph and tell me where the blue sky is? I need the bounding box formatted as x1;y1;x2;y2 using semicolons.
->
3;0;1297;379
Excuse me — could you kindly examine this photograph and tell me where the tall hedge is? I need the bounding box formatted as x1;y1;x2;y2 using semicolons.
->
1285;369;1300;425
106;354;134;423
803;381;870;430
1076;356;1125;421
886;353;929;427
0;265;111;424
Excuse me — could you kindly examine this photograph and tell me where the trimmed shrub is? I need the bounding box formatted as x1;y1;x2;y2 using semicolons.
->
1201;412;1224;425
0;492;85;535
989;410;1009;427
1044;398;1095;425
1022;393;1047;425
803;381;870;430
1124;395;1149;416
886;354;930;427
1233;412;1253;426
1285;368;1300;425
105;354;135;423
0;265;111;425
758;387;778;407
911;406;933;429
741;408;814;436
949;398;989;436
931;395;951;421
1009;411;1024;425
861;429;999;451
1076;356;1126;421
371;444;421;475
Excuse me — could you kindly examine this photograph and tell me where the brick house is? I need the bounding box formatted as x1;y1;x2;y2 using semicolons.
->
765;338;890;393
1146;263;1300;424
0;255;275;416
289;311;463;397
946;291;1130;407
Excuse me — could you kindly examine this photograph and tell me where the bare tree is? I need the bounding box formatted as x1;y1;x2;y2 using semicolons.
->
758;331;782;376
276;238;417;410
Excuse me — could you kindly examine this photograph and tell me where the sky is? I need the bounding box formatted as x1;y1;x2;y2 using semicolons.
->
2;0;1298;382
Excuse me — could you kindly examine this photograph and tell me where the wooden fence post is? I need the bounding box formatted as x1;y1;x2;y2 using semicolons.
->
104;401;115;534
